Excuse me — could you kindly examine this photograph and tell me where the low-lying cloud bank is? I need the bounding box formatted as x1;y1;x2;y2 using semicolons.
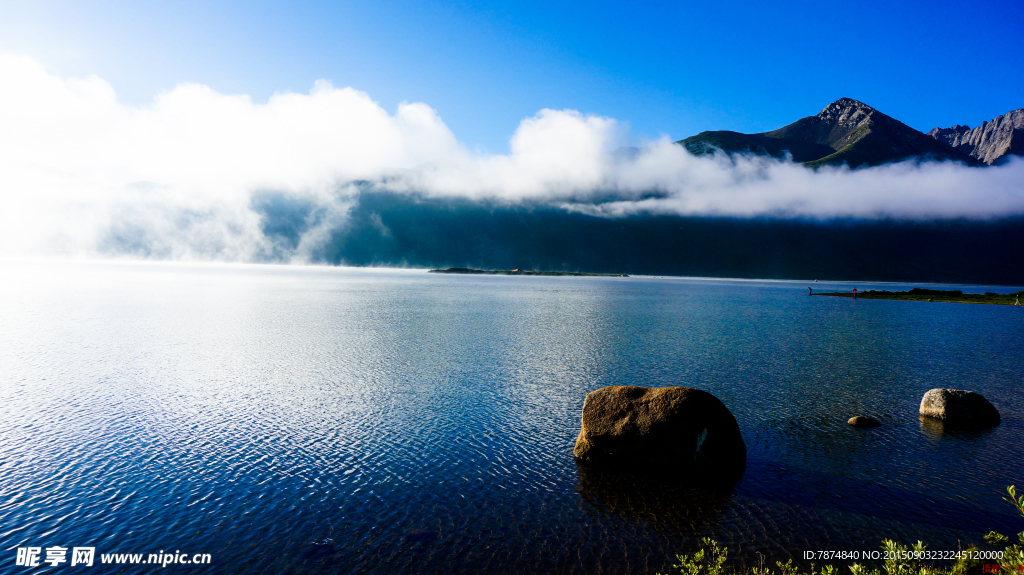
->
1;53;1023;263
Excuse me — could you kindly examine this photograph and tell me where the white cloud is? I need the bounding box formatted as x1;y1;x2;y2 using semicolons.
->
396;109;620;199
576;143;1024;218
0;54;462;260
0;53;1022;261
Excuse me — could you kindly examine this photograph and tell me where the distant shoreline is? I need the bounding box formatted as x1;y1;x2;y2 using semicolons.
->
428;267;628;277
814;287;1023;305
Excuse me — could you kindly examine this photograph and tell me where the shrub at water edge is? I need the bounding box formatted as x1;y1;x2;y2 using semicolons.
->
658;486;1024;575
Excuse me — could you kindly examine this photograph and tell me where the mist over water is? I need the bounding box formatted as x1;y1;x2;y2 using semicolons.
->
2;53;1024;271
244;190;1024;285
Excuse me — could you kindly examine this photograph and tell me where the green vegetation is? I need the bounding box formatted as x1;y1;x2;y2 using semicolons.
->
658;486;1024;575
815;288;1024;305
428;267;628;277
678;131;834;163
802;129;890;169
657;538;982;575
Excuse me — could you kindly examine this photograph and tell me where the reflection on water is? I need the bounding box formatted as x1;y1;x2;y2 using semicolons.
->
917;416;1002;440
576;462;737;533
0;260;1022;574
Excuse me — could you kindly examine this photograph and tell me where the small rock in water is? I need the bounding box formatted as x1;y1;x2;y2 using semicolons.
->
404;531;438;545
573;386;745;481
847;416;881;428
919;388;1000;427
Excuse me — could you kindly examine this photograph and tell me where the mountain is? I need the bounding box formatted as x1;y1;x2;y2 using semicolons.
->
927;109;1024;165
679;98;980;168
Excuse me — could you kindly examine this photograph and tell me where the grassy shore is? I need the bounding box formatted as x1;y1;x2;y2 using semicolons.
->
428;267;628;277
814;288;1024;305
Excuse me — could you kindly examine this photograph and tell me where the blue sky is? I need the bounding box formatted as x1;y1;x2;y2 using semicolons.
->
1;0;1021;153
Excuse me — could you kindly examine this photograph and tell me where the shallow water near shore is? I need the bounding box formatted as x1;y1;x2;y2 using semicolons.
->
1;260;1022;574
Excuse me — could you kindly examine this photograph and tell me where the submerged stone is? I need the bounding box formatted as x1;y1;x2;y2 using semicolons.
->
847;415;881;428
573;386;746;480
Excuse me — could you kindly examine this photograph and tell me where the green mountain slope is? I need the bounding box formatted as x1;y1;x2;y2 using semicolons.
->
680;130;834;162
678;98;981;168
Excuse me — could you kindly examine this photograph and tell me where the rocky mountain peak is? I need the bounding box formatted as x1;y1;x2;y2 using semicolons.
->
816;98;876;128
929;124;971;134
927;109;1024;164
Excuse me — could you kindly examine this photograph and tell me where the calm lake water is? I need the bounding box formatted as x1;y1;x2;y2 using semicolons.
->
1;260;1022;574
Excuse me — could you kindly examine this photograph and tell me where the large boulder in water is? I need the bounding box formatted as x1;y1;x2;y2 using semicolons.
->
919;388;1000;427
573;386;746;480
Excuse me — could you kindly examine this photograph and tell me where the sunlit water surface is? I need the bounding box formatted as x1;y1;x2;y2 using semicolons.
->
1;260;1022;574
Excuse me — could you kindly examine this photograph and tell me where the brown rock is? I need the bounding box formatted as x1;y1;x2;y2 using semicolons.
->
847;415;881;428
919;388;1000;427
573;386;745;479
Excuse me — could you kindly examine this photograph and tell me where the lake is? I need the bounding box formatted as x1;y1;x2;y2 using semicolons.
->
1;260;1022;574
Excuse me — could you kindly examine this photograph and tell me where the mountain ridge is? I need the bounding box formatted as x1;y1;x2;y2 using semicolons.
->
679;98;983;168
927;109;1024;165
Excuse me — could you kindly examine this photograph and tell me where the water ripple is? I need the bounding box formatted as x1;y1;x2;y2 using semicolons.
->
0;263;1021;574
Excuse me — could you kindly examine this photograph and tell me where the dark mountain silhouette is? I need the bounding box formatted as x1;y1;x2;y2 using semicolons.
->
679;98;980;168
240;189;1024;286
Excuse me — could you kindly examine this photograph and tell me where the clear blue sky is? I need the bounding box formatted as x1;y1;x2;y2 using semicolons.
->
2;0;1021;153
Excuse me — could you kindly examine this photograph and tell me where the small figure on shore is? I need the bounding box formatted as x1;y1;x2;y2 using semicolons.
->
808;287;812;295
853;288;857;299
1016;294;1021;306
